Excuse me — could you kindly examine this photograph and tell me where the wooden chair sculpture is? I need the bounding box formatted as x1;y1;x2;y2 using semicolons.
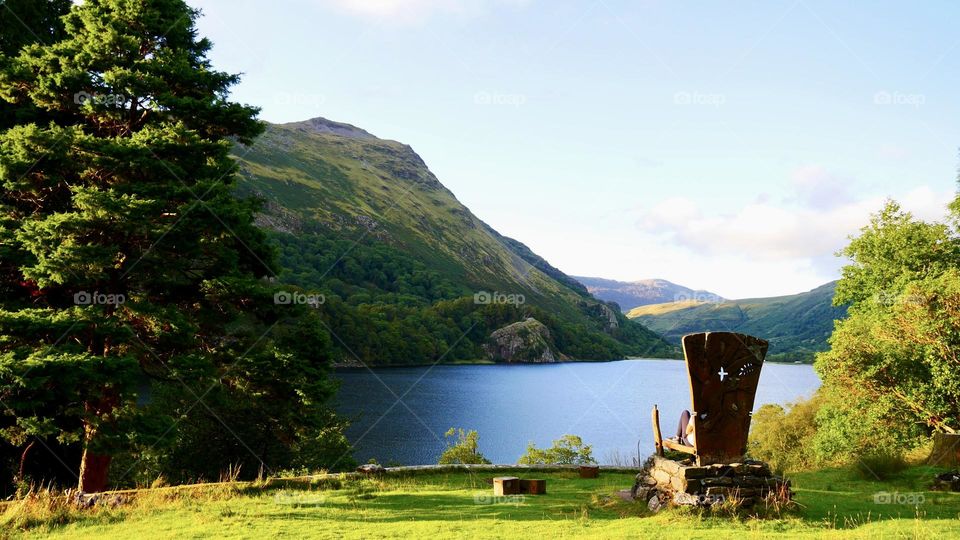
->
652;332;769;466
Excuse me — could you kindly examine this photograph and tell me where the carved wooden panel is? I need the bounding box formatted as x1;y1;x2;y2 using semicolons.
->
683;332;768;465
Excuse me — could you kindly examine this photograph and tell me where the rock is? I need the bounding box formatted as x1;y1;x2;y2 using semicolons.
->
356;464;385;475
681;466;708;479
932;471;960;491
652;468;673;485
484;318;561;363
702;476;734;487
578;301;620;334
670;476;686;492
647;493;665;513
69;491;126;509
292;117;377;139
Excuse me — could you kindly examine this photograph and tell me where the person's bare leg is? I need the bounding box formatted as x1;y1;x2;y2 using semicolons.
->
676;410;691;443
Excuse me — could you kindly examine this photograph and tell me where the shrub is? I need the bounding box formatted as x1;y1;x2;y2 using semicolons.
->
749;394;822;473
851;451;908;481
809;384;920;467
518;435;596;465
438;428;490;465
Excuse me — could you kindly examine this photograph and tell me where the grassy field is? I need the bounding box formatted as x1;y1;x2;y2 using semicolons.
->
4;466;959;539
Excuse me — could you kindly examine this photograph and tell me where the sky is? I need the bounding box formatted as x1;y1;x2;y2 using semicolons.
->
192;0;960;298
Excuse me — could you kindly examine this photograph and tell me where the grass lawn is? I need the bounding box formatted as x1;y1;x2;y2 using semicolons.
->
5;466;959;539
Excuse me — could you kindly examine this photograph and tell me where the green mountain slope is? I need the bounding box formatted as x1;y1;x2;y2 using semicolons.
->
628;282;846;362
232;118;673;364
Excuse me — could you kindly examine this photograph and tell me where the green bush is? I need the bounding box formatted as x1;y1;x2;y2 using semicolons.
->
438;428;490;465
809;384;920;467
518;435;596;465
851;451;908;481
750;387;918;474
749;394;822;473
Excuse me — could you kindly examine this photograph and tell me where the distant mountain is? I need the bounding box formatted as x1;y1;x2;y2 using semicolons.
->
231;117;674;364
627;281;847;362
574;277;723;312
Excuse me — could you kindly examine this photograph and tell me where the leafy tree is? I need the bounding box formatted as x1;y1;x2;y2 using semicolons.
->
0;0;346;492
518;434;595;465
438;428;490;465
815;201;960;459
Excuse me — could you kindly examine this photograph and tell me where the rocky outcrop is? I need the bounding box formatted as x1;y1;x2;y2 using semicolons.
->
288;117;376;139
579;300;621;334
485;318;562;363
252;197;303;235
598;303;620;332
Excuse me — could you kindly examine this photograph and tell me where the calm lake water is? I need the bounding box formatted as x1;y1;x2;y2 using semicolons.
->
334;359;820;466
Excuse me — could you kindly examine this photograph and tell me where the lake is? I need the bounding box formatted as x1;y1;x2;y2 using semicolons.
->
334;359;820;466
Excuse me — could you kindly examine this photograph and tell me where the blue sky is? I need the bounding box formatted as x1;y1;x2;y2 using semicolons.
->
194;0;960;298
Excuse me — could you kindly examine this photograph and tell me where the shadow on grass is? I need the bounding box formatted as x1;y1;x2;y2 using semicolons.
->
790;464;960;527
263;491;634;524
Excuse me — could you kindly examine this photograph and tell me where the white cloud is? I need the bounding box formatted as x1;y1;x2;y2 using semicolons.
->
321;0;531;22
640;183;953;264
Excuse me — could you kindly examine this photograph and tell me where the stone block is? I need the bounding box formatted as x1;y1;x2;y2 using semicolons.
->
670;475;687;492
681;466;708;479
652;469;673;486
702;476;734;487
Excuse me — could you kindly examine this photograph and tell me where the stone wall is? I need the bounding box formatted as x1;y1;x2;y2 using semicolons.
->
634;455;791;509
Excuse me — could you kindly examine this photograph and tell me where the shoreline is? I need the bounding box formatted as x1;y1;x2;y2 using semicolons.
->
332;356;813;370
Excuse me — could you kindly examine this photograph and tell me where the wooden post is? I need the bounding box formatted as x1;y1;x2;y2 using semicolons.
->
652;405;664;457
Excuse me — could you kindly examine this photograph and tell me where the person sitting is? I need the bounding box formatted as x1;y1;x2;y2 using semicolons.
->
674;409;696;447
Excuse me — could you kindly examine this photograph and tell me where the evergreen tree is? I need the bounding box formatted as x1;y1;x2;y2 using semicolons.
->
0;0;346;492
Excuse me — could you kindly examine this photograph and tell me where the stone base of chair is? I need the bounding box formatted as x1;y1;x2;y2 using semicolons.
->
632;455;791;509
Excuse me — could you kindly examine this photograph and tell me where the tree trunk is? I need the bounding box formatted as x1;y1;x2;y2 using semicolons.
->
78;422;111;493
927;432;960;468
17;439;36;482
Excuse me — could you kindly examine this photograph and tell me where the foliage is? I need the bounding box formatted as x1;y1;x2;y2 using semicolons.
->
518;435;596;465
815;201;960;459
809;376;925;466
273;231;674;364
0;0;349;494
437;428;490;465
749;395;823;473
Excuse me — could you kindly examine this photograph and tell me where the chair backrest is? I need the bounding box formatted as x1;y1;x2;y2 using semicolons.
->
683;332;768;465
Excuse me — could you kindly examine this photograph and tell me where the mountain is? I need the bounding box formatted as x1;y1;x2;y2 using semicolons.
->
231;117;674;364
574;277;723;312
627;282;846;362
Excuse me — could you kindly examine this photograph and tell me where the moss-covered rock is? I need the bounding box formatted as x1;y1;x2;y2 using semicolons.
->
485;318;563;363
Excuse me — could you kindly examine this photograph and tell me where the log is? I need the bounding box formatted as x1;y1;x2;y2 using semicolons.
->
520;479;547;495
493;476;520;496
927;433;960;467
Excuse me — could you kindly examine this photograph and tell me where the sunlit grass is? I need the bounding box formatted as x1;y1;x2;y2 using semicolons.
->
4;466;959;539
